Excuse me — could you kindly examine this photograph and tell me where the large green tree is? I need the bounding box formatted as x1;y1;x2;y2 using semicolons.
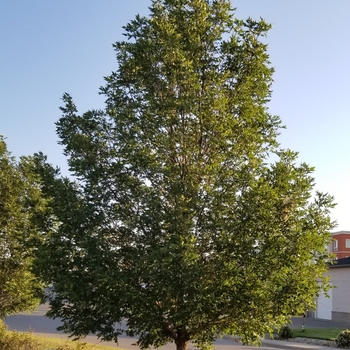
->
0;137;48;318
37;0;335;349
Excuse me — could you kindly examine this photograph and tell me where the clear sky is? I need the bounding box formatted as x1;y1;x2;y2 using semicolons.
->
1;1;349;230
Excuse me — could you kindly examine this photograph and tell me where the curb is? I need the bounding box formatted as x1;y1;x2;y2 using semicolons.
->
261;338;338;350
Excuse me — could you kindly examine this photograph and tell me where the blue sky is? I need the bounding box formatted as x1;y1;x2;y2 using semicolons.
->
1;1;349;230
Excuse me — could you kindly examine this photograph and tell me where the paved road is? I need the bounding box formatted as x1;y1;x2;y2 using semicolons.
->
5;304;280;350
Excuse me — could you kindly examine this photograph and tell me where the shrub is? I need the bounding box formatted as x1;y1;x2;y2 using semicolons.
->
278;325;293;340
0;320;91;350
0;322;40;350
336;329;350;348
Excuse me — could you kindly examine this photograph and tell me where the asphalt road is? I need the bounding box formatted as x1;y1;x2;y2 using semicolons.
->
5;304;279;350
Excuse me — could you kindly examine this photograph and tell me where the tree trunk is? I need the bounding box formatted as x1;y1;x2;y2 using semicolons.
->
175;339;189;350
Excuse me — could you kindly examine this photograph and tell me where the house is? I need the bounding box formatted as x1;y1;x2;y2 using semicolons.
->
315;256;350;322
328;231;350;259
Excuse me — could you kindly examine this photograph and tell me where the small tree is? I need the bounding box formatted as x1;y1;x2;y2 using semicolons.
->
0;137;48;318
37;1;335;349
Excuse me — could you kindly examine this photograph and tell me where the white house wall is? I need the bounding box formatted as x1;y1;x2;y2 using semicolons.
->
330;268;350;322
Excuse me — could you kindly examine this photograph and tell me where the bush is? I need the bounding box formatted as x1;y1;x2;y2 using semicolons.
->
336;329;350;348
0;321;40;350
278;325;293;340
0;320;94;350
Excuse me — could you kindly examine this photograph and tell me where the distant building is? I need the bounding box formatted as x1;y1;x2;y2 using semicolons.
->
315;256;350;322
313;233;350;321
328;231;350;259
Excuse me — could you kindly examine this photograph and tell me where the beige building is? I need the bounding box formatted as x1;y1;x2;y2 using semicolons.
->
316;257;350;322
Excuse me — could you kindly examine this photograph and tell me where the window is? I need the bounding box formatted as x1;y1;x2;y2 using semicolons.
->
346;239;350;248
334;239;338;251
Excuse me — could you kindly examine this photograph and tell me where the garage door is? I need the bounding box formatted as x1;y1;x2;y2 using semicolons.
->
316;286;332;320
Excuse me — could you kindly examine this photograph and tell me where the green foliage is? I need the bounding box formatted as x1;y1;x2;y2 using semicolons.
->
0;137;49;318
336;330;350;348
0;320;99;350
278;326;293;340
36;1;335;349
0;320;39;350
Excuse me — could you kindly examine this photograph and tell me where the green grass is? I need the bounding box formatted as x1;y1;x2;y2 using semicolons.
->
33;335;125;350
292;328;343;340
0;320;124;350
0;333;125;350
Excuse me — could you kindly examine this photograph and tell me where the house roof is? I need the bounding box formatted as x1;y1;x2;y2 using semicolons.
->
330;256;350;268
331;230;350;236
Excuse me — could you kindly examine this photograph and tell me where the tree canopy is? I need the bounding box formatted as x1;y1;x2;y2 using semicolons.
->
0;137;48;318
36;0;335;349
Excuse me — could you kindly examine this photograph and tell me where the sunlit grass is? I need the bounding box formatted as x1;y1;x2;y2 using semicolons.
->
0;320;125;350
34;334;125;349
292;328;342;340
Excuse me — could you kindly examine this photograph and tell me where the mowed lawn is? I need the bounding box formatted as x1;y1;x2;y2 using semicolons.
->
0;323;125;350
35;335;125;350
292;328;344;340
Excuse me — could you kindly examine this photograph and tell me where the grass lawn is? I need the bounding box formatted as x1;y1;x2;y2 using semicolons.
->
41;336;126;349
0;322;125;350
292;328;343;340
33;335;125;349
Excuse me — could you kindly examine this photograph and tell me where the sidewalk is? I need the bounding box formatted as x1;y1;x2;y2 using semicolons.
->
223;336;339;350
260;338;338;350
